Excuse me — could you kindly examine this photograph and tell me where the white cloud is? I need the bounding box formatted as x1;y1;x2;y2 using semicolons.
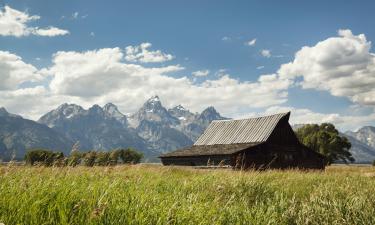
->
260;49;271;58
222;36;231;41
278;29;375;106
125;43;174;63
263;106;375;131
0;5;69;37
40;47;289;118
245;38;256;46
72;12;79;19
192;70;209;77
256;66;265;70
32;26;69;36
0;51;43;90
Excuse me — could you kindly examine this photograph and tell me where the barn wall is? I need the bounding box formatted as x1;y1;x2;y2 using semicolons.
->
268;118;300;145
161;155;232;166
233;144;325;170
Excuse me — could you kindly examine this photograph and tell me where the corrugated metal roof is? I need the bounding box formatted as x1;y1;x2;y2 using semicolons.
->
194;112;290;145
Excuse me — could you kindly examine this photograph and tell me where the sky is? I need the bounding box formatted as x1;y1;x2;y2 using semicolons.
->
0;0;375;131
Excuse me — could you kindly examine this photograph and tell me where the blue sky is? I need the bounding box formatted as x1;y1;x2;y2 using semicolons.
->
1;0;375;131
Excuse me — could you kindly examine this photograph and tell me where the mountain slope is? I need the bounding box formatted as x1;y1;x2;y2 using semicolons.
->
0;108;72;160
344;126;375;163
38;104;149;155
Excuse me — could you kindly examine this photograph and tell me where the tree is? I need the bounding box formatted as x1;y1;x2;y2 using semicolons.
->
119;148;143;164
67;151;82;167
296;123;354;165
25;149;64;166
95;151;110;166
109;150;120;166
82;151;97;167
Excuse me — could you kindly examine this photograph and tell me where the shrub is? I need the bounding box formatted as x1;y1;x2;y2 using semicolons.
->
67;151;82;167
95;151;110;166
119;148;143;164
82;151;97;167
25;149;64;166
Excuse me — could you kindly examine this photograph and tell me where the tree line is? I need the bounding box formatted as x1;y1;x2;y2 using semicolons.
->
24;148;143;167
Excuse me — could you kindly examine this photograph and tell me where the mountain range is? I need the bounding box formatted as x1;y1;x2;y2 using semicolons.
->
0;96;226;161
0;96;374;163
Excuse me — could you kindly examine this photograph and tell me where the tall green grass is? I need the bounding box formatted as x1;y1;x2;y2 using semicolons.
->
0;165;374;225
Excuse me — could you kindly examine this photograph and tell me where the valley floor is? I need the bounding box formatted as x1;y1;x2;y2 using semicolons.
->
0;165;375;225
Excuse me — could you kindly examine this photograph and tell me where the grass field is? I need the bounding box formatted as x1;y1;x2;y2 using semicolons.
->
0;165;375;225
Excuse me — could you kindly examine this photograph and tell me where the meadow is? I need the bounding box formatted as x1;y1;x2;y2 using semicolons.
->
0;164;374;225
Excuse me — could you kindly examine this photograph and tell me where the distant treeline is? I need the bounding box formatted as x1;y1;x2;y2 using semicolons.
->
24;148;143;167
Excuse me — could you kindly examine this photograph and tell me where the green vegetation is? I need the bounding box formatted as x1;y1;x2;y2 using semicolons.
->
25;149;65;166
1;165;375;225
296;123;354;164
24;148;143;167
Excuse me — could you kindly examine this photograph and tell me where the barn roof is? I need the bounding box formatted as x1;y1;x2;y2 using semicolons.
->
160;112;290;158
160;143;261;157
194;112;290;145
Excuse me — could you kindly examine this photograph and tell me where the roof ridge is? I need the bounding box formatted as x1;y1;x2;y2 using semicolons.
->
212;111;290;123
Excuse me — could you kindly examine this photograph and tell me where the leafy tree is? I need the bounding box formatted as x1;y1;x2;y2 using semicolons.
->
82;151;97;167
296;123;354;165
67;151;82;167
372;160;375;167
25;149;64;166
95;151;110;166
109;150;120;166
119;148;143;164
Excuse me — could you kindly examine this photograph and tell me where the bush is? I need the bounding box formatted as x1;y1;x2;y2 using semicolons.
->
372;160;375;166
119;148;143;164
24;148;143;167
67;151;82;167
25;149;64;166
95;151;110;166
82;151;97;167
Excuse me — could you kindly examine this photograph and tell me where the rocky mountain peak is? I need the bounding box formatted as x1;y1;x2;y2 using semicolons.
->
199;106;225;121
55;103;85;119
0;107;9;116
142;95;163;112
103;103;127;125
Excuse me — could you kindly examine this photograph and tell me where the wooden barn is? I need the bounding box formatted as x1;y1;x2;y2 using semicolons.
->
159;112;325;170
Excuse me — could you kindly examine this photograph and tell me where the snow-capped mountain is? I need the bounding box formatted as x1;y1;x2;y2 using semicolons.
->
38;103;149;155
36;96;228;158
128;96;179;128
345;126;375;149
344;126;375;163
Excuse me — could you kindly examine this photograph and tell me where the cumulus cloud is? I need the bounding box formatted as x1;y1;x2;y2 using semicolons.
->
125;43;174;63
263;106;375;131
41;47;289;118
260;49;271;58
192;70;209;77
0;51;43;90
278;29;375;106
0;5;69;37
245;38;256;46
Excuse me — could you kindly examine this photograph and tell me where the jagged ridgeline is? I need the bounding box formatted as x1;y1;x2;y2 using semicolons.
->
0;96;227;161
